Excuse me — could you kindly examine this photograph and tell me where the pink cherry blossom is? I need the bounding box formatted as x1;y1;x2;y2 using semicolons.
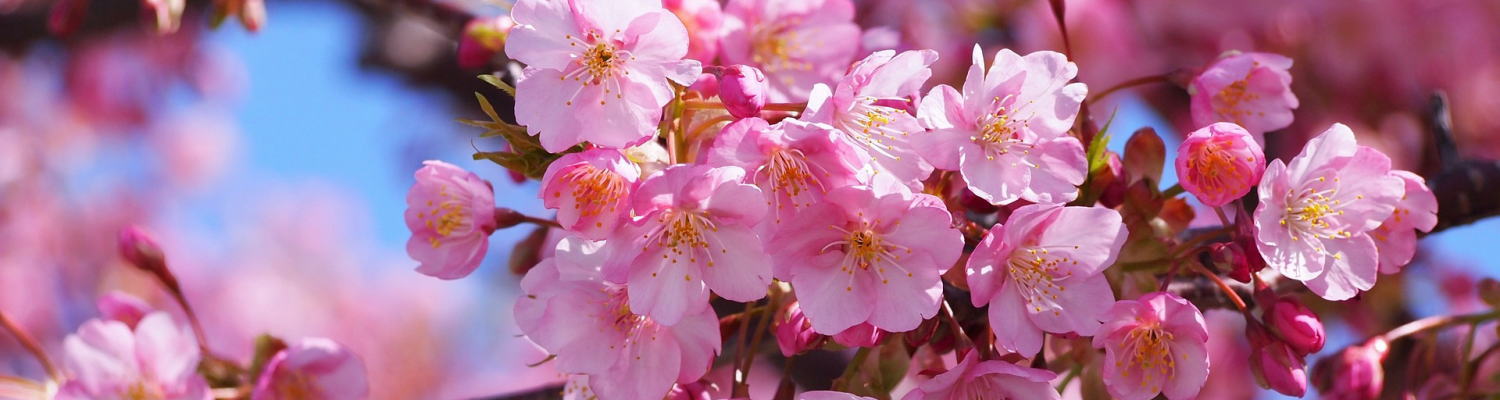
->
965;204;1126;356
1190;51;1299;138
1313;338;1389;400
801;391;875;400
901;351;1061;400
914;46;1089;205
57;312;210;400
705;117;864;226
664;0;724;63
774;301;823;357
404;160;497;280
717;65;768;119
603;165;772;326
507;0;703;152
1267;297;1325;355
1252;338;1308;397
767;185;961;334
719;0;861;102
250;338;369;400
1175;122;1265;207
1372;170;1438;274
1253;124;1405;300
1093;292;1210;400
831;323;885;348
805;49;939;188
540;149;641;240
515;236;721;400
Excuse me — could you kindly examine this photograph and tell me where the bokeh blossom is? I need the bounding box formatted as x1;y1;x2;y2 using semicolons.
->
719;0;860;102
966;204;1126;356
250;338;370;400
664;0;724;64
1254;124;1405;300
57;313;210;400
404;160;497;280
915;47;1088;205
768;185;961;334
1094;292;1210;400
1189;51;1298;139
603;165;772;326
1175;122;1265;207
507;0;703;151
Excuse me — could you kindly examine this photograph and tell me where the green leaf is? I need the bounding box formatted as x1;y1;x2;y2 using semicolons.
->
838;335;910;400
1086;107;1120;174
474;92;502;122
478;74;516;97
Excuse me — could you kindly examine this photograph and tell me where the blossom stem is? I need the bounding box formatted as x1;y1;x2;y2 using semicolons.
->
940;299;976;355
1162;183;1185;198
1187;260;1248;312
833;346;873;392
730;301;757;396
1169;227;1232;259
0;309;61;382
1086;74;1172;103
687;115;737;144
736;292;780;396
1458;321;1480;397
169;288;213;356
1381;310;1500;344
1213;205;1233;228
516;215;563;229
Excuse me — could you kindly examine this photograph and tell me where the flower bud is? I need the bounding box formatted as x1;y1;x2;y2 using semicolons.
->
718;65;767;119
1313;338;1389;400
1268;298;1325;355
1175;122;1265;207
1210;242;1251;282
832;323;885;348
118;225;169;279
458;16;515;69
775;302;824;357
1252;340;1308;397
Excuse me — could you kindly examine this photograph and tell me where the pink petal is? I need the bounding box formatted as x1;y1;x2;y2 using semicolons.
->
628;247;711;326
1027;273;1113;336
505;0;583;70
791;254;875;334
699;227;772;302
1163;340;1210;400
991;283;1044;356
1303;235;1379;301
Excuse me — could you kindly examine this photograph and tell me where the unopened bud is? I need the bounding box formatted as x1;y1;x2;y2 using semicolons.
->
1268;297;1325;355
718;65;767;119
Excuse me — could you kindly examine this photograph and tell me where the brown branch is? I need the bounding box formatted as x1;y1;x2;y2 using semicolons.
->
1425;92;1500;234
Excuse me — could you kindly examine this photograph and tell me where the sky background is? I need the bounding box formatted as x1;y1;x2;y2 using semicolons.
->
183;0;1500;396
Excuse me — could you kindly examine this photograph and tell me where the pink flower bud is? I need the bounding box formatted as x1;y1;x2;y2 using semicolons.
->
1175;122;1265;207
1252;340;1308;397
457;16;515;69
775;302;824;357
832;323;885;348
1313;338;1389;400
1268;298;1325;355
118;225;166;274
718;65;767;119
96;291;153;328
1210;242;1251;282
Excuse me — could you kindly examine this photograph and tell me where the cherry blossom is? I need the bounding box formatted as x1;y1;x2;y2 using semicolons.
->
540;148;641;240
720;0;861;101
1254;124;1405;300
914;46;1088;205
507;0;703;151
516;236;721;400
1190;51;1299;139
603;165;772;326
965;204;1126;356
1372;170;1438;274
404;160;497;280
704;117;864;228
768;185;961;334
805;49;939;189
250;338;370;400
1094;292;1210;400
901;352;1061;400
1175;122;1265;207
57;313;210;400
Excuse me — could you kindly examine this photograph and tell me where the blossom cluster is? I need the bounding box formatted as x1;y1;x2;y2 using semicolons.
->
405;0;1444;398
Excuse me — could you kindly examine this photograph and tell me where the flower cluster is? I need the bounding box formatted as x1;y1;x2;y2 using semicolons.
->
400;0;1446;398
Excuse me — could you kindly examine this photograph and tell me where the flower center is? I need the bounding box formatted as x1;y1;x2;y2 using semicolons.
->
836;97;909;161
1188;141;1252;193
554;165;628;227
1213;78;1261;124
596;289;656;351
1006;246;1077;315
272;370;317;399
1118;323;1176;391
972;96;1039;163
1279;175;1354;245
755;148;823;219
560;30;632;106
820;220;914;290
750;21;809;73
126;382;164;400
642;209;722;269
418;184;472;249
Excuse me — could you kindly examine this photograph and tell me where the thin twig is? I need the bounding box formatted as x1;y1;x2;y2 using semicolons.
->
1087;74;1172;103
0;309;60;382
